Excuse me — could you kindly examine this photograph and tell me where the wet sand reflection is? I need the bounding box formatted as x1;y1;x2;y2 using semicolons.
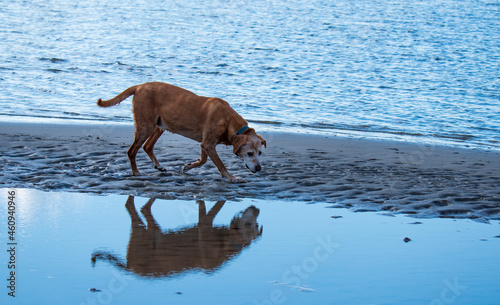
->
91;196;262;278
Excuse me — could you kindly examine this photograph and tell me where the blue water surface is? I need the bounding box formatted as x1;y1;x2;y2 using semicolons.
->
0;0;499;149
1;189;499;305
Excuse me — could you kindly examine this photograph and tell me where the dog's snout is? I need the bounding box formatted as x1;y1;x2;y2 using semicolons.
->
255;164;262;172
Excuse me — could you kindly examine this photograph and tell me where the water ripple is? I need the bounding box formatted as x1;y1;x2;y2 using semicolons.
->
0;0;499;150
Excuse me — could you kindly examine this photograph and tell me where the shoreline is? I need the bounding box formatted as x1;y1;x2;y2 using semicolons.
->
1;114;498;153
1;121;499;220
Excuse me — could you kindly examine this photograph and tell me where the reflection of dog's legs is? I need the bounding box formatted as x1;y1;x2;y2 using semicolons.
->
206;200;226;222
197;200;226;259
182;149;208;173
198;200;225;226
140;199;161;237
143;127;166;172
125;196;145;228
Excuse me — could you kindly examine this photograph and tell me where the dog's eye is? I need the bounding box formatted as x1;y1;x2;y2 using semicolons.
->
247;152;254;157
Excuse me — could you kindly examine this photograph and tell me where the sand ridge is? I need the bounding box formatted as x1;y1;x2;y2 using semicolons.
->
1;122;499;220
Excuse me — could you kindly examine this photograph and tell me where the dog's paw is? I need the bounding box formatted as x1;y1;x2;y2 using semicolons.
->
180;165;190;173
155;165;167;172
229;176;247;183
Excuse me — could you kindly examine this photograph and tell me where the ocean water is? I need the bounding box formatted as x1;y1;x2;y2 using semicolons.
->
1;0;499;150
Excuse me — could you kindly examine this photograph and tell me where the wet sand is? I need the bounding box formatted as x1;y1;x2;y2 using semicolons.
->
1;121;499;219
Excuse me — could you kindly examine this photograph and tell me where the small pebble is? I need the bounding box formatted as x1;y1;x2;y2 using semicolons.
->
403;237;412;243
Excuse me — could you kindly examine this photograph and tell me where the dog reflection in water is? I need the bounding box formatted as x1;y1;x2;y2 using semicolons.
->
91;196;262;278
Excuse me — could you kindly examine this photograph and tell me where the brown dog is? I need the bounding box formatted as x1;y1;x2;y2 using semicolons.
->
97;82;266;183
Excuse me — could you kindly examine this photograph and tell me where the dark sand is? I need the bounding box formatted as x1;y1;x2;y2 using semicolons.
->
1;121;499;219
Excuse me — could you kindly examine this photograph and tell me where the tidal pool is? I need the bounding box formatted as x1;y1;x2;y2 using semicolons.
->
1;189;499;305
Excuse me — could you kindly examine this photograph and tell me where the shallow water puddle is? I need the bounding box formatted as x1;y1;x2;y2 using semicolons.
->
1;189;499;304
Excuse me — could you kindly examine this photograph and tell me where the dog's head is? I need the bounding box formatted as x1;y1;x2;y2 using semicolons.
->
232;128;266;173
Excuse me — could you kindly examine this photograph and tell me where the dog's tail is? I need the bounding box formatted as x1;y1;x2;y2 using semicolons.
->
91;250;127;270
97;85;138;108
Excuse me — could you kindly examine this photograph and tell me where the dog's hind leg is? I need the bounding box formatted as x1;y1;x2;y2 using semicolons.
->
143;126;166;172
181;148;208;173
127;125;155;176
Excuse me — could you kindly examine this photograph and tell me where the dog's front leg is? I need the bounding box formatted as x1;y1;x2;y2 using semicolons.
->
201;142;246;183
181;149;208;173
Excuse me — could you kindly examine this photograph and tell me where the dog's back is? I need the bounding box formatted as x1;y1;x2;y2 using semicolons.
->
97;82;202;108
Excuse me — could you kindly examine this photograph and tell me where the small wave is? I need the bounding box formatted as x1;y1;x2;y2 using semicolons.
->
252;120;481;147
247;119;284;126
102;61;128;66
38;57;68;63
251;47;279;52
195;71;223;75
194;70;235;76
431;133;475;141
45;68;65;73
0;113;118;123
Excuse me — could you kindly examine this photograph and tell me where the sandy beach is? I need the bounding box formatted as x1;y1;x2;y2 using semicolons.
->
1;121;499;220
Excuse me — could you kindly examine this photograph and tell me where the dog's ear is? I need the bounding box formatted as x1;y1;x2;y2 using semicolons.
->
232;135;246;154
257;134;267;148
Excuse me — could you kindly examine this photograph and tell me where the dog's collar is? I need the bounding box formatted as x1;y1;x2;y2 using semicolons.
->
235;126;250;135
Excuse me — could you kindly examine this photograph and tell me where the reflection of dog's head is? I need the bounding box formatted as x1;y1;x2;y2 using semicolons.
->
233;129;267;173
231;205;263;242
